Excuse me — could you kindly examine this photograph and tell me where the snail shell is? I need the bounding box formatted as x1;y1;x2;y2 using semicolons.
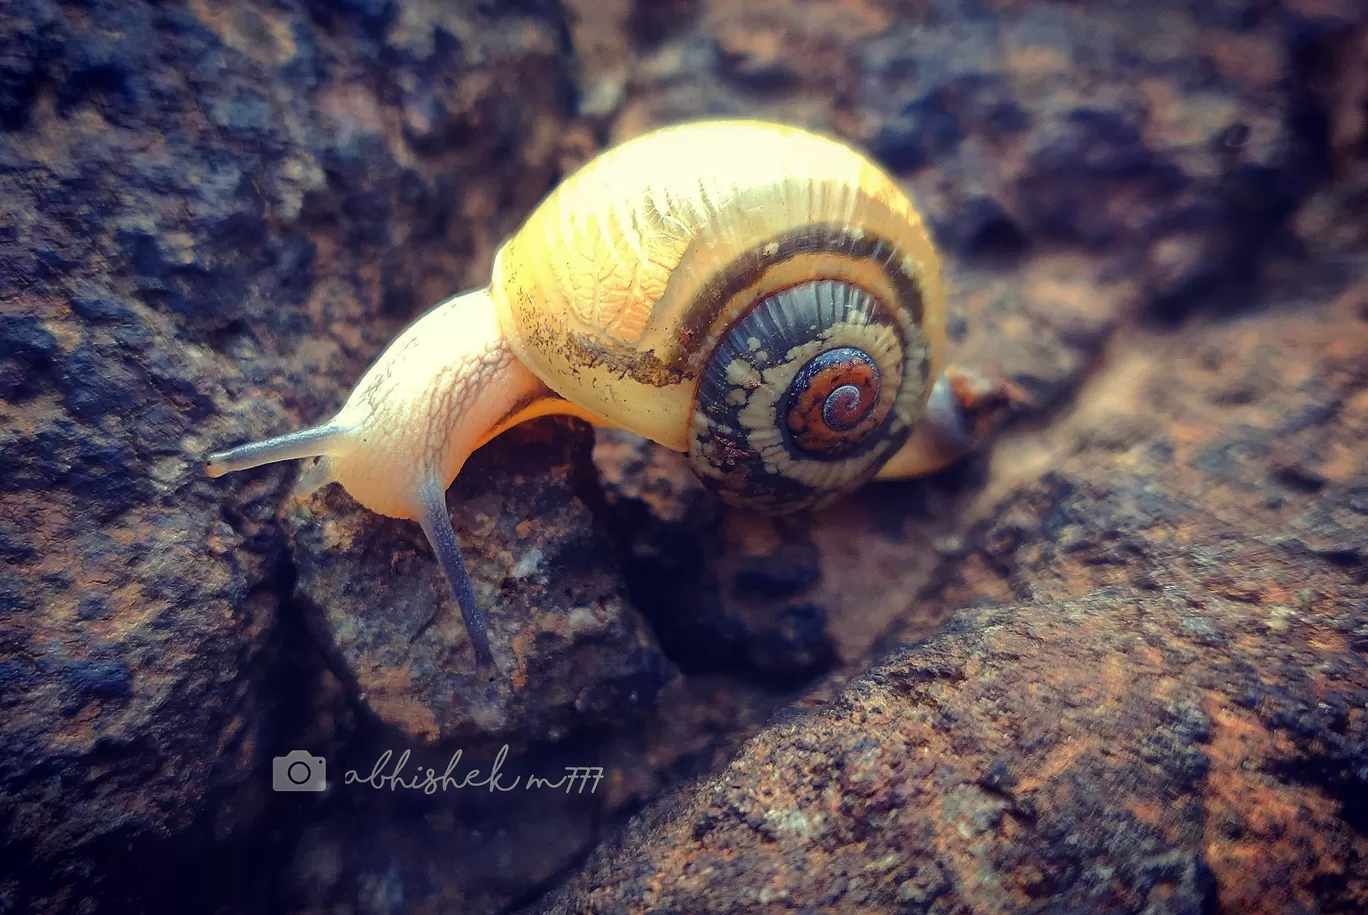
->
204;120;981;675
492;120;944;512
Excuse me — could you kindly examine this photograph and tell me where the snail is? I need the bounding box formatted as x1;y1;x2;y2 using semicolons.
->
205;120;1022;676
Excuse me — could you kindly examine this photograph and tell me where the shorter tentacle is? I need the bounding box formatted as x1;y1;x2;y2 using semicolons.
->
292;456;339;501
874;365;1030;479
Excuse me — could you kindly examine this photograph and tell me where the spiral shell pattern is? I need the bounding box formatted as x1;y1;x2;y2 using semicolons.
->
688;241;931;512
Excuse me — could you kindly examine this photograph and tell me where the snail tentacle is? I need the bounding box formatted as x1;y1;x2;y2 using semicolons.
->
292;454;340;500
205;422;347;478
873;365;1030;479
416;470;496;677
204;288;573;672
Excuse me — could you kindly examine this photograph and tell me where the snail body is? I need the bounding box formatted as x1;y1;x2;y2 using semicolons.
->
206;120;1006;675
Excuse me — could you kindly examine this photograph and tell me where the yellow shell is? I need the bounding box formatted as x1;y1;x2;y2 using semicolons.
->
491;120;947;453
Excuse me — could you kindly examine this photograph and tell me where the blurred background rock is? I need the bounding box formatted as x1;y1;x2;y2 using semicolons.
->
0;0;1364;912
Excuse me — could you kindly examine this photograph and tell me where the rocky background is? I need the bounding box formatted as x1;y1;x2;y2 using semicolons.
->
0;0;1364;913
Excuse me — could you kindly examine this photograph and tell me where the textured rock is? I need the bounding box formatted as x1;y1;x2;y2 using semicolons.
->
276;740;613;915
584;0;1361;680
531;263;1368;915
286;417;672;744
592;227;1135;681
0;0;580;911
1290;10;1368;259
600;0;1368;325
593;426;837;682
5;0;1368;913
275;673;782;915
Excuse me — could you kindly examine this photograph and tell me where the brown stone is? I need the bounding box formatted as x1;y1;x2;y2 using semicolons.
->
285;417;672;745
0;0;589;910
5;0;1368;912
532;269;1368;915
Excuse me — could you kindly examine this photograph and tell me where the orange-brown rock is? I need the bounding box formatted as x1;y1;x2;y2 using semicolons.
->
532;272;1368;915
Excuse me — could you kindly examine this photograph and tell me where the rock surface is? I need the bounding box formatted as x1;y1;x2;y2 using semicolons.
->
0;0;585;911
584;0;1368;683
593;253;1135;678
1;0;1366;912
608;0;1329;301
273;672;783;914
527;2;1368;910
531;266;1368;915
286;417;671;745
